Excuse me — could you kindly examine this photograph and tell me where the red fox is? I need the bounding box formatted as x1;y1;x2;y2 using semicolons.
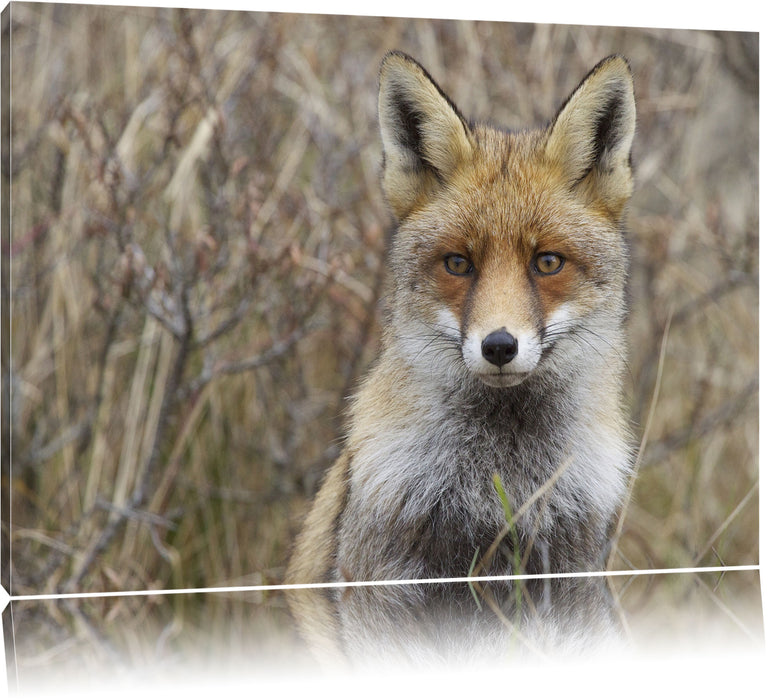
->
287;51;636;663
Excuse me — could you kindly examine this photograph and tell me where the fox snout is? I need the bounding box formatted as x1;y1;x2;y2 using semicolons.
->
480;329;518;368
460;322;545;388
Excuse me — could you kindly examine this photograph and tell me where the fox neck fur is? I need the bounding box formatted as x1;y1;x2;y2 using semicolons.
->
339;325;631;583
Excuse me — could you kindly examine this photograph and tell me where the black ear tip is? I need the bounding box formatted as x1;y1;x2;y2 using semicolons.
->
383;49;414;63
380;50;421;77
571;55;633;97
597;55;635;88
597;54;632;73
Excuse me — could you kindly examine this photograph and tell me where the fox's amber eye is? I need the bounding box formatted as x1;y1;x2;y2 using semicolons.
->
443;253;474;276
534;252;564;275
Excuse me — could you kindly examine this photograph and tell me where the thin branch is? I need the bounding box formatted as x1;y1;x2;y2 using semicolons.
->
642;376;758;468
691;480;759;567
187;322;319;397
473;454;575;578
607;311;673;572
93;497;178;530
671;270;757;326
693;573;762;643
192;296;253;349
63;285;193;593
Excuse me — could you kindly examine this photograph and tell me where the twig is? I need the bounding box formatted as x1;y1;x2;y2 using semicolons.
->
473;454;575;578
607;311;673;572
671;271;757;326
186;322;317;398
63;284;193;592
641;376;758;468
605;312;672;636
691;480;758;567
93;497;178;530
192;296;253;349
693;573;762;643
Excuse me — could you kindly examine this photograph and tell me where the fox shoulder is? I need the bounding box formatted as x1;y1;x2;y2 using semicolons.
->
286;451;350;585
284;453;352;664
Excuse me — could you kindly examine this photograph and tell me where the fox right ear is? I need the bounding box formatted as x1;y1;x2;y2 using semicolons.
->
545;55;636;218
378;51;473;220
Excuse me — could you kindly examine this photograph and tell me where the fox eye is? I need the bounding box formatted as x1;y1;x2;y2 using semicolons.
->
533;252;564;275
443;253;474;276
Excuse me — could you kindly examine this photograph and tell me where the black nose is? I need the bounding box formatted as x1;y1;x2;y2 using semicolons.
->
481;330;518;367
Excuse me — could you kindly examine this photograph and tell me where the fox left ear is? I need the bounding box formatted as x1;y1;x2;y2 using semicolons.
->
378;51;474;221
545;56;636;217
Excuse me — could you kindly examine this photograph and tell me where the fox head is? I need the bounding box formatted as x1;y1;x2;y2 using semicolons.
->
377;51;635;389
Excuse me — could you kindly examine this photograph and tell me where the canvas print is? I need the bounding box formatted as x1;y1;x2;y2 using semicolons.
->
0;1;761;691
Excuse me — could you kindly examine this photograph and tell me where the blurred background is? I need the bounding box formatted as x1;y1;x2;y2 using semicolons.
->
1;1;759;682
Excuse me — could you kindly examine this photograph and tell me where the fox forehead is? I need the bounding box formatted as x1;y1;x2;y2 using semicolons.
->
403;135;617;266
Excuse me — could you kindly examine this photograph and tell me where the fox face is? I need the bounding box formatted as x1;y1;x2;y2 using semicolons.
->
378;52;635;389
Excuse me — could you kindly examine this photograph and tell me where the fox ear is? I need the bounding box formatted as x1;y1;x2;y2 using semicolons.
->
378;51;473;220
545;56;636;216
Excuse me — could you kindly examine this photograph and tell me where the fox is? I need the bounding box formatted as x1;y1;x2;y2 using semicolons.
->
286;51;636;664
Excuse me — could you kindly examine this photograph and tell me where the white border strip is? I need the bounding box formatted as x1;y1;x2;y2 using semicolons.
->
6;564;761;604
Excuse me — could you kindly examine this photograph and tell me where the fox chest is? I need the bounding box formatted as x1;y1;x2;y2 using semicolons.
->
335;415;604;582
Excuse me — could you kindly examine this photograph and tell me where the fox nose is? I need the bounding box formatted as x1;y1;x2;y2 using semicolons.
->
481;329;518;367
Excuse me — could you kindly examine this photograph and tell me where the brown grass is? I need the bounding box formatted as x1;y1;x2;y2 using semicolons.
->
2;3;758;673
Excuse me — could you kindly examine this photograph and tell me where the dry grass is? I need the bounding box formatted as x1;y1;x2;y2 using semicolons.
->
2;3;758;672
